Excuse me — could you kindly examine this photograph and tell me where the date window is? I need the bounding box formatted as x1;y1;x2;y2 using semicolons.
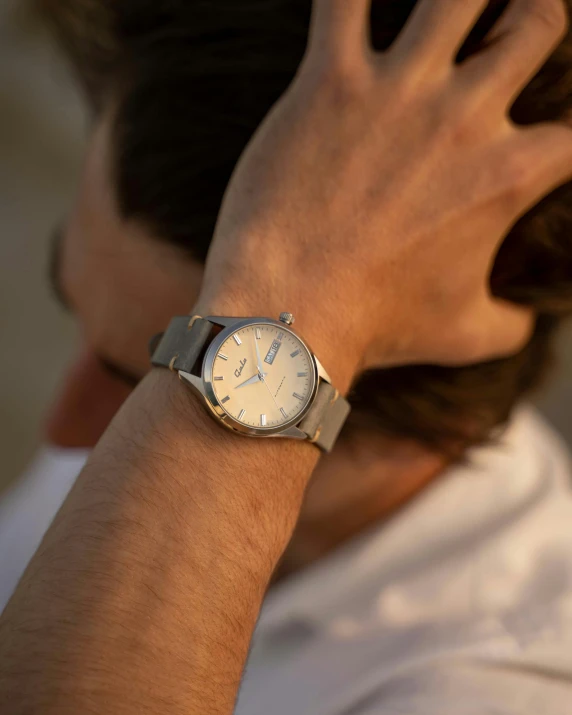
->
265;338;283;365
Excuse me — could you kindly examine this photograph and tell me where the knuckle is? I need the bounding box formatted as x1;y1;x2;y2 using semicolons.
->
498;150;536;204
317;58;373;107
529;0;569;38
432;100;490;153
448;113;484;147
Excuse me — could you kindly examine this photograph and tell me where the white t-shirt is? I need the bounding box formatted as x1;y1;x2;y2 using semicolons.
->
1;406;572;714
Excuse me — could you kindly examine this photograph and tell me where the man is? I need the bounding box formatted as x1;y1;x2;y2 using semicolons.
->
1;0;572;712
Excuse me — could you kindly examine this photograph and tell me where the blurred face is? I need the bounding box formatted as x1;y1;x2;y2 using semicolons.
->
46;117;205;447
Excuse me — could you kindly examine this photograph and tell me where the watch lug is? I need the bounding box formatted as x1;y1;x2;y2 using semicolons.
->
275;426;308;441
314;355;332;385
179;370;206;396
206;316;243;328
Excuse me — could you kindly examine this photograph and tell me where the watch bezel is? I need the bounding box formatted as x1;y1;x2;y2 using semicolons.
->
202;318;319;437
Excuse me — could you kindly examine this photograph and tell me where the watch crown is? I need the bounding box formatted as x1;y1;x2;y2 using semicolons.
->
279;312;295;326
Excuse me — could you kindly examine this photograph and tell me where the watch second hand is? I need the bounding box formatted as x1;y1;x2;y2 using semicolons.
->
260;372;282;413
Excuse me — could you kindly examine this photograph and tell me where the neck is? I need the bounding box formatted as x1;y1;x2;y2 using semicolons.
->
273;428;447;582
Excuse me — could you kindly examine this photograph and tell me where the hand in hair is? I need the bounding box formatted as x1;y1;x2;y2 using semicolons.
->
197;0;572;390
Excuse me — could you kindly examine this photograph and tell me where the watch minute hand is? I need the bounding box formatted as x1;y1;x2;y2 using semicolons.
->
255;337;264;374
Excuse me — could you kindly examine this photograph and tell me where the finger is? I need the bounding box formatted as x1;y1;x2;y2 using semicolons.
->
507;121;572;215
391;0;489;67
461;0;569;108
309;0;372;64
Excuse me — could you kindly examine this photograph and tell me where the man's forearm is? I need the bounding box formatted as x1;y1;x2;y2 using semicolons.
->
0;370;318;714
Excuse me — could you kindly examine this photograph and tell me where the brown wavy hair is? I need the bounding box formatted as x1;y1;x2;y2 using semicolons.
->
40;0;572;454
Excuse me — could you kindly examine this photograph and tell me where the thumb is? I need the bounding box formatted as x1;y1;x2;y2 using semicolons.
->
472;295;535;362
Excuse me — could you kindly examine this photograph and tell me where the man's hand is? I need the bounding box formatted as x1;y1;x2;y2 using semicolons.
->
199;0;572;389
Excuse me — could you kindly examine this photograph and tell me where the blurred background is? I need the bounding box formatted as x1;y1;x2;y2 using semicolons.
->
0;1;84;491
0;0;571;495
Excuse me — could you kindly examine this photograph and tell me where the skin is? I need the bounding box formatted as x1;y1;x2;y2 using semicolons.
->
2;0;572;712
47;113;446;571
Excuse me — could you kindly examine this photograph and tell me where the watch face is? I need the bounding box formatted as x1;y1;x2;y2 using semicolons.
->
207;322;316;431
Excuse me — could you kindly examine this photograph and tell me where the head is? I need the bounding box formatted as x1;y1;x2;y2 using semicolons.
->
42;0;572;458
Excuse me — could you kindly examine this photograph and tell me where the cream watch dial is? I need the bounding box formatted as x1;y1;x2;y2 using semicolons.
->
210;324;314;429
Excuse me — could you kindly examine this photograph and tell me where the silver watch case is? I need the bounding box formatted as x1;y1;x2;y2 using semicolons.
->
178;317;331;440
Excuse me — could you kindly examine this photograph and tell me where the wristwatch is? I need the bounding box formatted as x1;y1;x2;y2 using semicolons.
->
149;313;351;452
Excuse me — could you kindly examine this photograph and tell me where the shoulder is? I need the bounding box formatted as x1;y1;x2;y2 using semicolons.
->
362;408;572;713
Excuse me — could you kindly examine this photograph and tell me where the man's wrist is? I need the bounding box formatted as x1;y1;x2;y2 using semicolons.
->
107;369;318;554
193;290;365;395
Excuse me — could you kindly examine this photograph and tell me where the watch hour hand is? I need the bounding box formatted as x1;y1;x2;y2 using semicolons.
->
235;372;266;390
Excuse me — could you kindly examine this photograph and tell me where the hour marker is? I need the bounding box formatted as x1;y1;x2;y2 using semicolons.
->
214;376;224;381
277;332;284;341
297;372;308;378
238;409;246;421
255;328;262;340
280;408;288;419
290;350;301;358
221;396;231;404
261;414;267;427
293;392;304;401
219;353;229;361
233;334;242;346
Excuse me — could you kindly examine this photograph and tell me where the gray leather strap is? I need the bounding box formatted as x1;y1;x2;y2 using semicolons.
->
150;316;214;374
299;382;351;453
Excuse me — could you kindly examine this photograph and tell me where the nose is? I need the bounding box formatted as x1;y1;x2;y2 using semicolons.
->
45;348;134;448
